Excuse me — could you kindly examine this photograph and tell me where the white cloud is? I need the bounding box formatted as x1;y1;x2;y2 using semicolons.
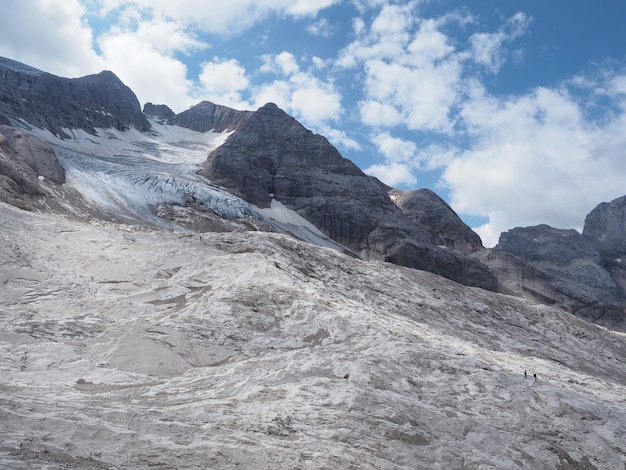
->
275;52;300;76
88;0;340;35
307;17;333;38
469;12;530;73
407;18;454;66
339;6;465;133
0;0;103;77
372;132;417;163
363;58;461;132
359;100;404;127
197;58;250;109
256;52;342;127
443;80;626;247
469;31;507;73
364;162;417;187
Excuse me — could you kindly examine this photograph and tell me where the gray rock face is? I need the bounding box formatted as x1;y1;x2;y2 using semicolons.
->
583;195;626;254
143;103;175;124
498;225;599;265
0;125;65;209
0;57;150;137
200;103;497;291
582;195;626;313
168;101;252;133
494;222;626;329
391;188;483;255
0;125;65;184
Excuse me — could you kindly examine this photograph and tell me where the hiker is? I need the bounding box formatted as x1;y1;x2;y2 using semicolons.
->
524;370;527;379
533;373;537;382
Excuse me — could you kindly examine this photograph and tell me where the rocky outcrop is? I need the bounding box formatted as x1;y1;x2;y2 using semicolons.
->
391;188;483;255
168;101;252;133
143;103;175;124
200;103;497;291
493;221;626;329
583;195;626;255
0;57;150;137
0;125;65;209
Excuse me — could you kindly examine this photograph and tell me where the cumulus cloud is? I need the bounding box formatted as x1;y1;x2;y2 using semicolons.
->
307;17;334;38
196;58;250;109
365;161;417;187
339;5;464;134
469;12;531;73
0;0;103;77
364;132;419;186
371;132;417;163
443;78;626;247
256;52;342;127
89;0;340;35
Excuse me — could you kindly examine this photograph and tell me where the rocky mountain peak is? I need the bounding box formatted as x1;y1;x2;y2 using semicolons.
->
583;195;626;251
0;58;150;137
167;100;252;133
390;188;483;254
143;102;175;124
200;102;497;291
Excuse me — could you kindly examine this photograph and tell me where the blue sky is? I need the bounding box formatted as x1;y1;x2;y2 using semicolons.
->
1;0;626;246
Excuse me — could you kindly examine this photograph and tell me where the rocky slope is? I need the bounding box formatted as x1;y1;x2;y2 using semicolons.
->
1;202;625;469
0;57;150;137
200;102;497;290
492;199;626;330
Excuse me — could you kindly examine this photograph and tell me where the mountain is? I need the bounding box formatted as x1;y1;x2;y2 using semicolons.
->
1;55;626;469
0;57;150;137
491;202;626;330
200;102;497;291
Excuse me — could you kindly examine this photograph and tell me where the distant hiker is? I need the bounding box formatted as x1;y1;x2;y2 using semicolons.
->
524;370;527;379
533;373;537;382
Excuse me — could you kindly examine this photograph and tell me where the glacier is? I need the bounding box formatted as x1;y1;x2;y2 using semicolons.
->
32;123;348;252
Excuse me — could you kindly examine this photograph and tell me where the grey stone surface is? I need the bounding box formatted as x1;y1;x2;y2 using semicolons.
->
143;102;175;124
168;101;252;132
0;125;65;209
498;224;599;264
391;188;483;254
494;220;626;329
0;58;150;137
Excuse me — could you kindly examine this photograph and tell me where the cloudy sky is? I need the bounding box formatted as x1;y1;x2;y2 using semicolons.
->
1;0;626;246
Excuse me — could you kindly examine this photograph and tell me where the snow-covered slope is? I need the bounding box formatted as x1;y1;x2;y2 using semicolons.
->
29;122;350;252
1;202;625;469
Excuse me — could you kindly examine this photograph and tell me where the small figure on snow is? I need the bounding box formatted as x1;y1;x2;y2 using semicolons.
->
524;370;527;379
533;373;537;382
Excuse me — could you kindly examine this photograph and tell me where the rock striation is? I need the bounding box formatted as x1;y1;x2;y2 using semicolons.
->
200;103;497;291
0;57;150;137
